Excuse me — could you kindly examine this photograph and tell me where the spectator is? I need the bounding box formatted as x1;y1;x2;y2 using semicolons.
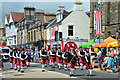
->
116;47;120;72
97;48;103;70
106;48;115;73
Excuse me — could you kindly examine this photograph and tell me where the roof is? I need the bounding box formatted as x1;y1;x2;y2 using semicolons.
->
6;14;10;23
11;12;24;23
45;13;55;15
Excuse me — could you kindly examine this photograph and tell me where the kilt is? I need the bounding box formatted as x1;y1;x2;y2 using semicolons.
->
9;57;13;63
20;60;26;67
0;60;4;68
16;58;20;65
26;58;31;62
69;61;77;68
41;57;48;64
49;56;52;60
56;56;62;63
79;56;85;64
51;56;56;63
13;58;17;64
63;59;68;65
85;63;93;69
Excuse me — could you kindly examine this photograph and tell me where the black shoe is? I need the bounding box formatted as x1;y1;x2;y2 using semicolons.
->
10;68;13;69
100;68;103;70
14;69;17;70
59;68;61;70
86;74;89;76
42;70;45;72
104;68;106;71
70;74;73;77
45;66;47;67
81;69;83;70
52;67;55;68
21;71;24;73
18;70;20;72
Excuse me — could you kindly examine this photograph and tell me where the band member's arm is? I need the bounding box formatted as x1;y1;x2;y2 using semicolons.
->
56;51;60;57
85;55;88;62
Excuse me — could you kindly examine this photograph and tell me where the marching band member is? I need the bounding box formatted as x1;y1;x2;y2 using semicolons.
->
85;49;93;76
40;46;48;72
77;47;85;70
68;46;77;77
17;49;21;72
26;49;31;67
13;48;17;70
20;48;26;73
63;49;69;71
49;47;56;68
56;47;62;70
9;48;14;69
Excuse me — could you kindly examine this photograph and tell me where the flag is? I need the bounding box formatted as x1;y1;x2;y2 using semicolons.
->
94;11;102;36
98;0;101;5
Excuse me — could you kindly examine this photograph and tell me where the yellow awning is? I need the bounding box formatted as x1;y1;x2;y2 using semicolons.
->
107;41;120;47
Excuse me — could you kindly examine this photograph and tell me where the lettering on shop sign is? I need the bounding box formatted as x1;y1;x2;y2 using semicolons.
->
65;39;88;42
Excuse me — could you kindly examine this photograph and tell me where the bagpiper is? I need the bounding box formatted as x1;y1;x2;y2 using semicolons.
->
62;49;69;71
68;46;77;77
77;47;86;70
26;49;31;67
40;46;48;72
9;48;14;69
49;47;56;68
16;49;21;72
56;47;62;70
13;48;17;70
85;49;93;76
20;48;26;73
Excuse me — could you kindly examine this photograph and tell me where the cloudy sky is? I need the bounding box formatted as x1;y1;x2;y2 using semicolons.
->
0;0;90;25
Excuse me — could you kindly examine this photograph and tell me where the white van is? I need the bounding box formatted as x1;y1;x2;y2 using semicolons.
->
1;47;10;62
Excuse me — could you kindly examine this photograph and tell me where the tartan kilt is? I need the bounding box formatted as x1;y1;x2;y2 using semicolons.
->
20;60;26;67
41;57;47;64
13;58;17;64
0;60;4;68
85;63;93;69
9;57;13;63
69;61;77;68
63;59;68;65
49;56;52;60
56;56;59;63
26;58;31;62
58;57;62;63
51;56;56;63
79;56;85;64
16;58;20;65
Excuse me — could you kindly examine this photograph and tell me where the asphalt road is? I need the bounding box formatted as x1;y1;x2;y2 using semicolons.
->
1;62;119;80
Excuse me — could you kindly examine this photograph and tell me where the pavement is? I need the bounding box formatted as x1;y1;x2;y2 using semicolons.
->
1;62;119;80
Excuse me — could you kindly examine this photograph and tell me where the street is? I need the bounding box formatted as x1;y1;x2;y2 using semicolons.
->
1;62;119;80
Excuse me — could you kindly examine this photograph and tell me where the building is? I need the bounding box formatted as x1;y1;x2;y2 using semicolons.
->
5;12;24;47
90;1;120;40
46;1;90;49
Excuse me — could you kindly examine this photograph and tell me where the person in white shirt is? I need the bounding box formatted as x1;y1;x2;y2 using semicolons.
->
97;48;103;70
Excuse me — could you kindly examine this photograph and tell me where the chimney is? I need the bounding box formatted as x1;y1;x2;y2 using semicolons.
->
58;6;64;11
74;0;82;11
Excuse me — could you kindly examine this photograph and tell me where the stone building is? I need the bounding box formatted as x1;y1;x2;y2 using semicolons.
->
90;1;120;40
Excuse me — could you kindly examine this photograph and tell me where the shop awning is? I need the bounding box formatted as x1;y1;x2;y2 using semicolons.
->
94;37;117;47
107;41;120;47
79;39;94;48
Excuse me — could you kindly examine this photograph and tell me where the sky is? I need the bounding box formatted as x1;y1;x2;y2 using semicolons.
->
0;0;90;25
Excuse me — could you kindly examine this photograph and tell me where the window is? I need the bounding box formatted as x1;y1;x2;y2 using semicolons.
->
34;31;36;41
14;36;16;44
31;31;33;42
28;32;30;42
68;26;73;36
